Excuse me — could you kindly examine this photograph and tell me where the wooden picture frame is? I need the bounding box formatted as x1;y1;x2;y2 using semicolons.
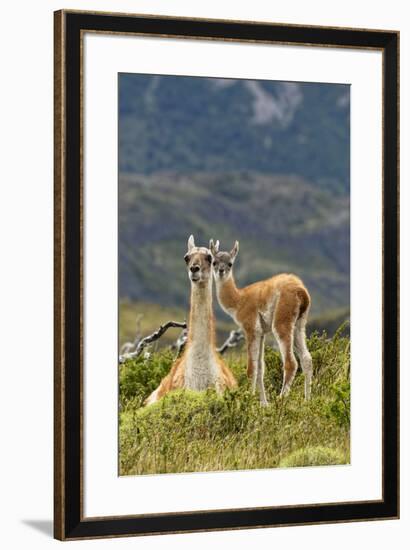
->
54;10;399;540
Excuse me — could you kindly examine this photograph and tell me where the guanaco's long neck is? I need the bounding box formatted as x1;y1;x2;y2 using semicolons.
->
216;273;241;311
187;280;215;350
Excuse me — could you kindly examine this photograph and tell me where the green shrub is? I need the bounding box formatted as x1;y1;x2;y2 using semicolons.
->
119;326;350;475
325;380;350;428
119;349;174;408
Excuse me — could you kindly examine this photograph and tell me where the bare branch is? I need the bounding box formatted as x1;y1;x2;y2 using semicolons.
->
120;321;244;364
119;321;187;363
217;329;245;354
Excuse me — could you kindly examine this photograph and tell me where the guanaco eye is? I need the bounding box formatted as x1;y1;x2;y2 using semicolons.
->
206;254;212;263
213;261;217;266
184;254;190;263
228;262;233;268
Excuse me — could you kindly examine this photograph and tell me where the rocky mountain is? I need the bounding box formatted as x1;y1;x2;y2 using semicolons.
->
119;74;350;195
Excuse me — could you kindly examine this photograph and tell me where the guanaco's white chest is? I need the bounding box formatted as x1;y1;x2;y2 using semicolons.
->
184;345;219;391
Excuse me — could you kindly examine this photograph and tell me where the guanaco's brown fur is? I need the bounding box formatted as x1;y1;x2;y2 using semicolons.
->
145;236;237;405
210;240;313;404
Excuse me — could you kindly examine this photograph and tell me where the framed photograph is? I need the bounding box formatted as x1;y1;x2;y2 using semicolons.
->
54;10;399;540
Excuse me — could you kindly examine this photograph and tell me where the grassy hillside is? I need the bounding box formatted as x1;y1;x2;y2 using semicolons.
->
119;327;350;475
309;307;350;337
119;301;350;352
119;172;349;317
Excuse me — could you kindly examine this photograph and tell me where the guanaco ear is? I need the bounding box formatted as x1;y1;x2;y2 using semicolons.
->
209;239;220;256
187;234;195;252
230;240;239;261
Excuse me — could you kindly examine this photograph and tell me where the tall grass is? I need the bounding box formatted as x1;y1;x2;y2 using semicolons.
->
119;325;350;475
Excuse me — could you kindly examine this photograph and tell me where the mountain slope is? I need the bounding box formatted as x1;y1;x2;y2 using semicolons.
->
119;172;349;316
119;75;350;195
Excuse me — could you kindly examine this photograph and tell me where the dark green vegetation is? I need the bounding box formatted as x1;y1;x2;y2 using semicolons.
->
119;327;350;475
119;75;349;194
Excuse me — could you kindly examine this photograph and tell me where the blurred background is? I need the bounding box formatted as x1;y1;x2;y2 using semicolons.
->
118;74;350;347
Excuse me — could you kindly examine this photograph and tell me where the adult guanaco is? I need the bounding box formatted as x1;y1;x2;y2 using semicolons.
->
145;236;237;405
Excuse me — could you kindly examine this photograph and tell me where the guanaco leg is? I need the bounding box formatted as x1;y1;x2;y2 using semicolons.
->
294;313;313;399
273;293;299;397
246;326;268;405
257;335;268;405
